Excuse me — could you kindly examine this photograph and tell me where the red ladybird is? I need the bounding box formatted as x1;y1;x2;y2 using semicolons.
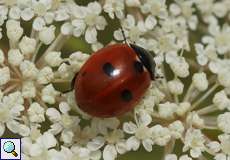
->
74;43;156;118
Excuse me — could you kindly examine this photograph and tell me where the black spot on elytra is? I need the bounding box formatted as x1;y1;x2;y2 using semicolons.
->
121;89;133;102
103;62;115;77
134;61;144;73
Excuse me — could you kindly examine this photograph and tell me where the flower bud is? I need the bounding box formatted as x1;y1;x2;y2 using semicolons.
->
168;79;184;95
218;70;230;87
192;72;208;91
19;36;36;55
39;25;56;45
6;20;23;42
8;49;24;66
45;51;62;67
213;90;230;110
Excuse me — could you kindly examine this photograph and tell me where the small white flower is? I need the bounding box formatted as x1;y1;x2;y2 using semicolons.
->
39;25;56;45
151;87;165;104
68;51;89;72
92;42;104;52
28;102;45;123
19;60;39;80
213;2;228;18
61;22;73;35
6;19;23;42
123;111;154;152
9;6;21;19
37;67;54;84
169;3;181;16
145;15;157;30
192;72;209;91
33;2;47;16
44;12;55;24
206;141;221;153
55;8;69;22
71;19;86;37
0;93;27;136
19;36;37;56
91;118;120;135
169;120;185;139
207;23;230;54
46;102;80;144
217;112;230;133
41;84;60;104
101;129;127;160
158;102;177;119
87;136;105;152
213;90;230;110
21;8;34;21
8;49;24;66
85;27;97;44
117;14;144;41
218;134;230;155
103;0;124;19
140;0;168;19
103;144;117;160
168;79;184;95
22;81;36;98
28;132;57;157
186;112;204;128
167;55;189;78
45;51;63;67
33;17;46;31
183;128;205;158
152;125;171;146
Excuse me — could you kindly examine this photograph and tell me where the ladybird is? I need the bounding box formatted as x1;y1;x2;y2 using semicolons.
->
74;43;156;118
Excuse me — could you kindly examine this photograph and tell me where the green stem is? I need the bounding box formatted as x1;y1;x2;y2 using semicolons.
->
36;33;69;67
32;42;43;62
183;82;194;102
190;83;219;111
196;104;218;115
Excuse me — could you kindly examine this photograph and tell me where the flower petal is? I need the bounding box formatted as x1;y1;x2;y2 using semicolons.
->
126;136;140;151
142;138;154;152
85;27;97;44
123;122;137;134
87;136;105;151
103;144;117;160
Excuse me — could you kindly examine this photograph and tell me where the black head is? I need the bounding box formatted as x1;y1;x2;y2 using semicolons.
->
130;44;156;80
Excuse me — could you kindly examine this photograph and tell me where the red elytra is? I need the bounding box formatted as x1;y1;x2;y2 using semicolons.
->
74;43;156;118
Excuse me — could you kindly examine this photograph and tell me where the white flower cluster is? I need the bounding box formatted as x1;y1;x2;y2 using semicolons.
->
0;0;229;160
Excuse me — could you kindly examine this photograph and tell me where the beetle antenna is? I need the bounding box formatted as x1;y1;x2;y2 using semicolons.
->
120;27;127;44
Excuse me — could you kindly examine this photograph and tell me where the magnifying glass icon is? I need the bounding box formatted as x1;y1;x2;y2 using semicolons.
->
3;141;18;157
